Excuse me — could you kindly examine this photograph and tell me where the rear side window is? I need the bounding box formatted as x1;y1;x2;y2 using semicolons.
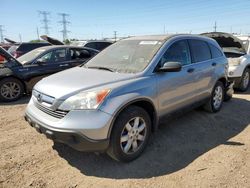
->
96;42;112;51
84;42;97;49
160;40;191;66
209;44;223;58
189;40;211;63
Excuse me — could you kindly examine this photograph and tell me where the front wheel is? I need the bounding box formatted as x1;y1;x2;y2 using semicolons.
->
203;81;224;113
0;78;24;102
237;68;250;92
107;106;151;162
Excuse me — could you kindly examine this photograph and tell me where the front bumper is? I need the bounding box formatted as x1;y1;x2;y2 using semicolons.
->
25;99;113;152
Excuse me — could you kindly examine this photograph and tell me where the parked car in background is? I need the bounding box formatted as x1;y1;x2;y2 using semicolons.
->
71;40;113;51
25;34;233;162
8;42;51;58
0;46;99;101
202;32;250;91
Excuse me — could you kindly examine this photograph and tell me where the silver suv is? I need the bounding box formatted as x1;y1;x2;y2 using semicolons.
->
25;34;233;162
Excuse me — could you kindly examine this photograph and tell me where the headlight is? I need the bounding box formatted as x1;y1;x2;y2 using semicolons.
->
228;58;241;66
58;89;110;111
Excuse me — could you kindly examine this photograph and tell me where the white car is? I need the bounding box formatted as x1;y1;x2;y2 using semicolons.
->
202;32;250;91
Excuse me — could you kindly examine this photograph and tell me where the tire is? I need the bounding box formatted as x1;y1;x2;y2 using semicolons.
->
0;78;24;102
203;81;224;113
107;105;151;162
237;68;250;92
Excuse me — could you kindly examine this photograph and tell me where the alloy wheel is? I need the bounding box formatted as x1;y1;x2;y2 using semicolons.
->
213;85;223;110
120;117;147;154
0;82;21;100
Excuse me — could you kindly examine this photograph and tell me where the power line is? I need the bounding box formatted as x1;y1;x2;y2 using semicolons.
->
58;13;70;41
0;25;5;43
38;11;50;35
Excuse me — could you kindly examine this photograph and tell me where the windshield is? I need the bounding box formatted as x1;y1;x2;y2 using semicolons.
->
85;39;163;73
17;48;47;64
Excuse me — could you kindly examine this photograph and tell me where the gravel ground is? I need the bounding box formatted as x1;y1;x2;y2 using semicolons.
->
0;89;250;188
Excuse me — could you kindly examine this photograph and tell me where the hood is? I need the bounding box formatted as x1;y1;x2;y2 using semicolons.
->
4;38;18;44
34;66;136;99
201;32;246;54
0;47;22;66
40;35;64;45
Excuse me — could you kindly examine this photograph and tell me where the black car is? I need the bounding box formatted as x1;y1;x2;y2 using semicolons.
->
0;46;99;102
71;40;113;51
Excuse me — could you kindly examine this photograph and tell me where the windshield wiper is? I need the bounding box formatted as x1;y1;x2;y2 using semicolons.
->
86;66;115;72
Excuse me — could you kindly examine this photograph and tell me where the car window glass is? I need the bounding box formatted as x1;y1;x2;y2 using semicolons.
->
70;49;91;60
39;51;53;63
36;49;66;64
53;49;67;62
189;40;211;62
209;44;223;58
85;42;97;49
160;40;191;66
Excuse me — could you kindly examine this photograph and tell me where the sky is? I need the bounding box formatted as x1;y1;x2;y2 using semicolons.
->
1;0;250;42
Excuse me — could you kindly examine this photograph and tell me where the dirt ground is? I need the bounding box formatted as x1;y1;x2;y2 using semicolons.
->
0;90;250;188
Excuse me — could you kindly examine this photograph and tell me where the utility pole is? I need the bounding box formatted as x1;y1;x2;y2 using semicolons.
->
0;25;5;43
114;31;117;42
58;13;70;41
19;34;22;42
38;11;50;35
213;21;217;32
36;27;40;41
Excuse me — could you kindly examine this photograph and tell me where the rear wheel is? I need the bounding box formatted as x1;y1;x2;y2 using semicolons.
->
0;78;24;102
107;106;151;162
203;81;224;113
237;68;250;92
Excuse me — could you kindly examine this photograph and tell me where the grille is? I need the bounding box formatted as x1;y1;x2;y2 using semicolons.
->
34;101;68;119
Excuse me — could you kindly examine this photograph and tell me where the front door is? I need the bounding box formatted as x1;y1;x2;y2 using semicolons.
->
156;39;199;116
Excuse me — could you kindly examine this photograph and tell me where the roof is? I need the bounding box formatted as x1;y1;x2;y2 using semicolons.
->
124;35;173;41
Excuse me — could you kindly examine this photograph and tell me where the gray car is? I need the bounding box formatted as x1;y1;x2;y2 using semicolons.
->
25;34;234;162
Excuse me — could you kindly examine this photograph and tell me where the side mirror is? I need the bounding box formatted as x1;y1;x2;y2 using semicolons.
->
36;59;46;65
158;61;182;72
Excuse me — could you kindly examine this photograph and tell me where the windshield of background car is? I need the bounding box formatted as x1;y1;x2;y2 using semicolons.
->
17;48;47;64
85;39;163;73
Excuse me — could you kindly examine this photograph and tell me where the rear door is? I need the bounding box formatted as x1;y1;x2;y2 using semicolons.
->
156;39;199;116
188;39;215;100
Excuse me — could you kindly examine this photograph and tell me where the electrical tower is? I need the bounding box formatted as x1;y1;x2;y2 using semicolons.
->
58;13;70;41
38;11;50;35
0;25;5;43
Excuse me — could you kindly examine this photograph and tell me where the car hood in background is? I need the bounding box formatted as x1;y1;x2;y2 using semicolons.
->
40;35;65;45
34;67;137;99
201;32;246;54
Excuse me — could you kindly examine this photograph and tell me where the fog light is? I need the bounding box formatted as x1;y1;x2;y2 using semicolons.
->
229;71;234;76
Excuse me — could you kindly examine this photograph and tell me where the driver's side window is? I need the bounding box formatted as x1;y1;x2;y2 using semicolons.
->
160;40;191;67
39;51;53;63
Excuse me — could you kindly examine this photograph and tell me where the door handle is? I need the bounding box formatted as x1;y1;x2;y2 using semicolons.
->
60;64;69;67
187;68;195;73
212;62;217;66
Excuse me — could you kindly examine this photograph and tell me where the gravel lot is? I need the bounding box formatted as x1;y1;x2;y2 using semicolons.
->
0;89;250;188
